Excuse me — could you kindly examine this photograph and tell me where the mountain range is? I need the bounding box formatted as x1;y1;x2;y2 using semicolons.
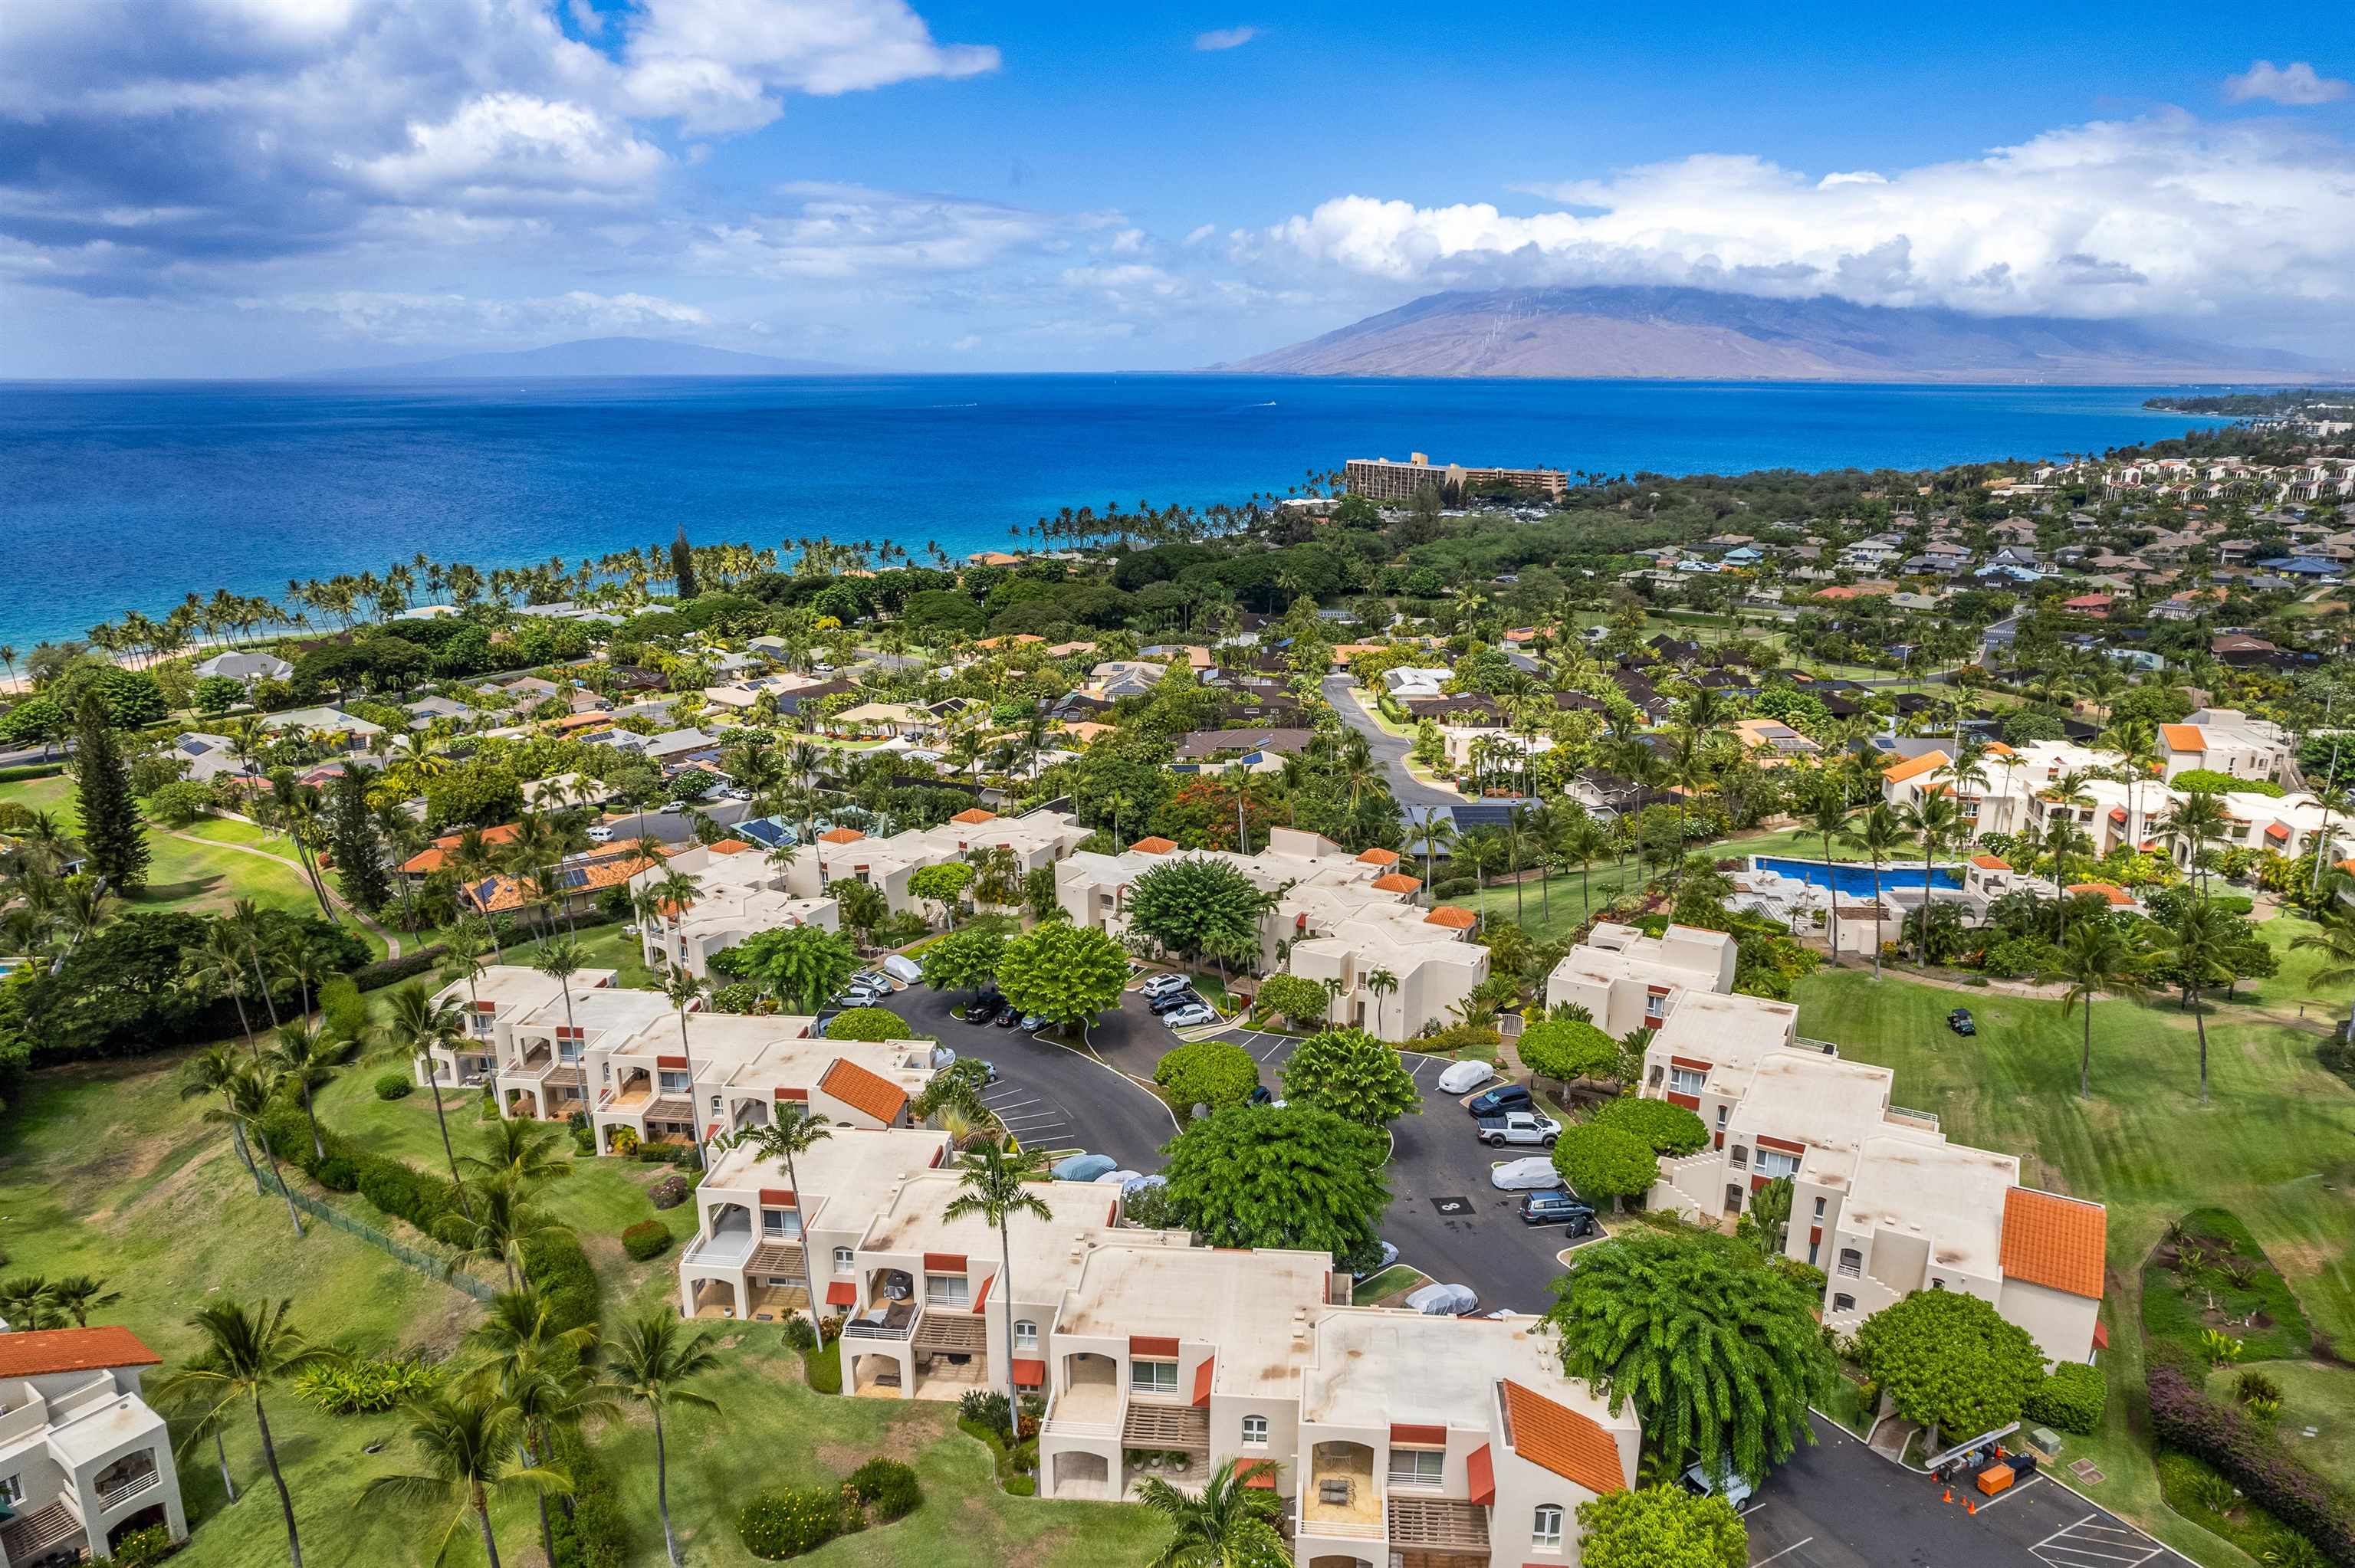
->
307;336;865;380
1220;287;2329;382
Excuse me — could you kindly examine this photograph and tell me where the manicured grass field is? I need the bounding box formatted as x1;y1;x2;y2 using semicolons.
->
1455;825;1857;941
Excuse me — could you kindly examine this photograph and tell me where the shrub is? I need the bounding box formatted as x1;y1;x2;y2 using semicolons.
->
374;1072;414;1101
1004;1475;1036;1497
1591;1093;1710;1155
1414;1022;1500;1056
2146;1361;2355;1562
2241;1370;2285;1404
2025;1361;2106;1435
296;1355;442;1415
801;1343;841;1394
825;1005;913;1042
547;1429;627;1568
960;1389;1011;1430
1152;1038;1260;1111
848;1458;922;1522
1430;877;1477;898
648;1173;690;1210
319;976;369;1045
2176;769;2284;798
314;1156;358;1192
609;1127;639;1156
782;1315;819;1352
521;1229;599;1331
738;1484;845;1560
621;1220;672;1261
351;945;449;992
87;1524;174;1568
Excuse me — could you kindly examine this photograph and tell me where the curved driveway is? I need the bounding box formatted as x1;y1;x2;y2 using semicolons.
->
1321;674;1461;808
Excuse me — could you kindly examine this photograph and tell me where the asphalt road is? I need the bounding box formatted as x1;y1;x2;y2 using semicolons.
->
1742;1416;2188;1568
1319;673;1460;808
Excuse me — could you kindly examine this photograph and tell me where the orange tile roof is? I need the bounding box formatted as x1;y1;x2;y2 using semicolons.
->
1880;751;1951;786
1371;872;1424;894
1356;848;1401;866
0;1326;161;1378
1128;835;1178;855
1983;742;2015;756
1999;1189;2107;1299
818;827;865;845
951;808;998;825
459;846;661;914
401;821;524;874
1971;854;2011;870
2161;723;2207;753
2065;881;2133;907
1424;905;1478;930
1498;1379;1624;1496
705;838;751;855
820;1058;910;1124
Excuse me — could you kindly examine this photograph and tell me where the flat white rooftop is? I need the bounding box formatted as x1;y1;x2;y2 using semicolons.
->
1057;1244;1335;1397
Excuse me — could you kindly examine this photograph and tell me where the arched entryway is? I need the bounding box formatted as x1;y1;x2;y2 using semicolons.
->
1052;1450;1111;1500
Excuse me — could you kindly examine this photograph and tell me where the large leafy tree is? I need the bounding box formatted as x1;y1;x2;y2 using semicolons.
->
1253;973;1331;1029
1154;1039;1261;1111
824;1005;912;1042
1280;1027;1420;1126
1517;1018;1623;1094
1577;1485;1748;1568
1552;1121;1658;1211
994;920;1128;1029
1160;1104;1389;1260
1853;1289;2045;1455
919;926;1007;1000
1123;856;1269;975
715;924;860;1012
907;861;974;927
72;690;150;891
1545;1228;1831;1485
1591;1094;1710;1156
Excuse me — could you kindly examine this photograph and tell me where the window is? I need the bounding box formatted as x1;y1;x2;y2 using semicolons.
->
1668;1067;1706;1095
1755;1149;1802;1180
1931;1278;1946;1291
833;1247;855;1273
925;1272;970;1307
0;1474;21;1507
1131;1359;1179;1396
659;1070;690;1094
1240;1414;1268;1446
1833;1293;1856;1312
1812;1196;1827;1219
760;1208;800;1237
708;1094;722;1115
1807;1238;1820;1267
1729;1144;1749;1168
1013;1320;1039;1351
1837;1248;1862;1278
558;1040;581;1062
1388;1448;1445;1487
1532;1504;1565;1549
1716;1105;1730;1127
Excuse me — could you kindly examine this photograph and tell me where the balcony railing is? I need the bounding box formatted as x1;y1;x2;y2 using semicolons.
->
1837;1261;1863;1278
1294;1504;1384;1540
842;1305;921;1341
1887;1104;1940;1129
95;1465;162;1507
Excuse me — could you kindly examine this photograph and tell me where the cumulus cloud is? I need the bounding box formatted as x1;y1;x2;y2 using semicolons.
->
2223;60;2350;106
1194;26;1257;51
619;0;999;134
1267;116;2355;323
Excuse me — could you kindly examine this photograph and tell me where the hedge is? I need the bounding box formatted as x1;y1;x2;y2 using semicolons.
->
2024;1361;2104;1435
621;1220;672;1261
547;1429;628;1568
2146;1358;2355;1563
848;1458;922;1522
738;1484;847;1560
352;944;449;993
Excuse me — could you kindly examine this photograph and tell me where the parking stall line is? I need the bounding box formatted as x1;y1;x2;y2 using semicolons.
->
1966;1474;2044;1511
1748;1538;1816;1568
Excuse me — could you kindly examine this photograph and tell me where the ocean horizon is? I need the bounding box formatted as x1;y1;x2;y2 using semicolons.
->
0;373;2230;649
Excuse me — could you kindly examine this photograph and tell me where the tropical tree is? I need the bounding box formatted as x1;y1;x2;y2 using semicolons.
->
187;919;265;1059
438;1173;566;1292
1280;1027;1420;1125
918;926;1006;1001
47;1273;121;1327
994;919;1129;1032
1122;856;1271;982
1854;1289;2045;1455
1837;802;1908;979
603;1311;724;1568
1802;779;1850;963
268;1019;340;1163
2159;790;2232;893
463;1117;576;1189
655;962;709;1168
468;1298;615;1568
1576;1485;1748;1568
1160;1104;1388;1260
72;689;152;891
530;935;586;1033
1894;792;1963;966
360;1387;571;1568
1544;1228;1830;1485
1516;1017;1622;1097
151;1299;338;1568
182;1041;264;1195
2156;896;2241;1104
714;1104;834;1341
1555;810;1611;918
2290;907;2355;1046
209;1063;307;1236
1551;1122;1657;1212
908;861;975;929
944;1137;1053;1442
721;923;859;1012
383;982;476;1210
0;1276;58;1330
1136;1455;1287;1568
2054;919;2150;1101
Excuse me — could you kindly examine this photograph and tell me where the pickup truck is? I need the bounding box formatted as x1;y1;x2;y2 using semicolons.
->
1475;1110;1561;1148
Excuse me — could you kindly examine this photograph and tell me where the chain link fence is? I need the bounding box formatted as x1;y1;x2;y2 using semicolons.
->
258;1172;498;1304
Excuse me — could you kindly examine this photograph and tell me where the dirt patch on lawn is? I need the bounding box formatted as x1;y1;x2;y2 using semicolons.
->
994;1522;1078;1568
814;1405;955;1474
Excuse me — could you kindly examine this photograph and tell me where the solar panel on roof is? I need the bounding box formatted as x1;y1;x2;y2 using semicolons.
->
557;867;590;890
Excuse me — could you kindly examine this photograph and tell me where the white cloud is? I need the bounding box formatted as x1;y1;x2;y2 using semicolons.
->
2223;60;2350;106
621;0;1000;133
348;93;665;204
685;184;1067;280
1194;26;1257;51
1266;116;2355;323
1184;222;1217;245
252;287;711;343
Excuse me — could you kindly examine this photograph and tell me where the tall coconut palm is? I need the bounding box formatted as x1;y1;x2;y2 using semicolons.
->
268;1019;340;1163
1838;802;1908;980
2157;896;2239;1104
1802;778;1851;964
1136;1455;1286;1567
714;1104;833;1340
530;936;586;1035
2100;717;2163;857
2055;920;2150;1101
48;1273;120;1327
944;1137;1052;1442
360;1387;571;1568
225;898;285;1031
468;1303;615;1566
656;962;710;1168
151;1299;338;1568
2158;789;2232;892
1894;792;1963;966
2292;909;2355;1047
182;1041;265;1195
438;1173;567;1291
209;1064;306;1236
187;920;265;1060
383;982;476;1214
1415;810;1458;895
603;1311;723;1568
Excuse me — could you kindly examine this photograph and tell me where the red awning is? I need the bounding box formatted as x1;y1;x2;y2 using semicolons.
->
1192;1356;1215;1408
2266;822;2291;841
971;1274;994;1314
825;1281;856;1307
1241;1468;1277;1490
1467;1443;1496;1506
1011;1358;1046;1387
2093;1320;2110;1350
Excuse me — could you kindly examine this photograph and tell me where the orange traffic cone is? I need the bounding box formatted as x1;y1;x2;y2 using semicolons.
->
1967;1499;1978;1516
1942;1488;1953;1504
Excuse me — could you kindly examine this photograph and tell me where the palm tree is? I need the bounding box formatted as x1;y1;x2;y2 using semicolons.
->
656;962;709;1169
0;1276;58;1329
361;1387;571;1568
1802;779;1850;964
468;1300;615;1566
1415;810;1457;894
2158;790;2232;892
1894;792;1962;966
182;1041;265;1195
464;1118;575;1188
1135;1455;1286;1567
188;920;264;1060
1554;809;1608;921
384;982;476;1213
2158;896;2238;1104
714;1104;833;1340
1838;802;1907;980
438;1173;566;1291
209;1064;307;1236
2291;908;2355;1047
531;936;586;1035
1363;966;1400;1028
274;930;342;1019
944;1137;1052;1442
268;1019;340;1163
151;1299;337;1568
2100;717;2163;856
226;898;285;1031
2055;920;2149;1101
603;1311;723;1568
47;1273;120;1327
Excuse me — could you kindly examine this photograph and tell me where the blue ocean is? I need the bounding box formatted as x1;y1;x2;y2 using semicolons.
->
0;375;2228;648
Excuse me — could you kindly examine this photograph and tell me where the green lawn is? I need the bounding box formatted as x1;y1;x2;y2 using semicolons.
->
1789;966;2355;1566
2203;1360;2355;1494
1455;825;1852;940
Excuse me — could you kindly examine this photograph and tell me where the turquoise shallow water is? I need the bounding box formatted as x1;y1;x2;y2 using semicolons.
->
0;373;2225;647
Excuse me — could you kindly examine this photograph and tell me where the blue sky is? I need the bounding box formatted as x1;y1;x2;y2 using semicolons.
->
2;0;2351;376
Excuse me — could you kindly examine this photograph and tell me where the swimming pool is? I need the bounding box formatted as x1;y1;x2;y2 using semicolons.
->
1751;856;1962;897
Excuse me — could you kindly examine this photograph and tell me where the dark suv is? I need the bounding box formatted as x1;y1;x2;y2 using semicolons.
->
1466;1083;1532;1118
1519;1191;1598;1235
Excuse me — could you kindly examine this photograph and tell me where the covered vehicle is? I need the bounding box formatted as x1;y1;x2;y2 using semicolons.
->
1349;1240;1400;1281
1094;1169;1145;1187
881;954;922;984
1404;1281;1480;1317
1683;1461;1755;1508
1436;1059;1493;1096
1052;1153;1118;1182
1490;1156;1565;1191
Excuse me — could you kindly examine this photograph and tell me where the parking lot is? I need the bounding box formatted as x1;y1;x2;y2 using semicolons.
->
1742;1417;2188;1568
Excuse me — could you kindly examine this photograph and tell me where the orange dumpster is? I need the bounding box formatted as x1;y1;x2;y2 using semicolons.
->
1976;1464;2015;1497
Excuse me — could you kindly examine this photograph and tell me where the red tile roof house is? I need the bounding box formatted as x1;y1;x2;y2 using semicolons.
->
0;1327;187;1563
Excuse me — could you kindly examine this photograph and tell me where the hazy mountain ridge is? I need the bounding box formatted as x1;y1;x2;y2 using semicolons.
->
304;336;866;380
1220;287;2328;382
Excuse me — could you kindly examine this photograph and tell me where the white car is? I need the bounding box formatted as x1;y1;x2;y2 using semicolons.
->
1436;1059;1493;1096
1404;1282;1480;1317
1139;973;1191;1000
1490;1156;1565;1192
586;824;616;843
1164;1003;1218;1029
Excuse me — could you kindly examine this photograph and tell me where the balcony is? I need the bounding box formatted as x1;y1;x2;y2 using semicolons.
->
841;1301;921;1341
1299;1442;1381;1538
1886;1104;1940;1130
1388;1496;1490;1556
94;1460;163;1509
1043;1360;1122;1440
